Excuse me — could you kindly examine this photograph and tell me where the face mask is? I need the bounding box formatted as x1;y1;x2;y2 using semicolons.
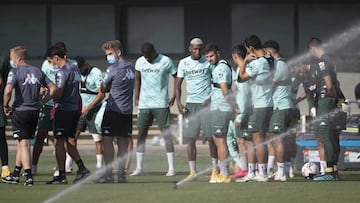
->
50;63;59;70
106;55;117;64
10;60;17;68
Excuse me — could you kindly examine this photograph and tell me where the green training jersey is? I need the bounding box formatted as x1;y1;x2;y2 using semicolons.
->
235;67;252;122
80;67;103;109
210;61;232;112
272;60;293;110
177;55;211;103
135;54;177;109
246;57;273;108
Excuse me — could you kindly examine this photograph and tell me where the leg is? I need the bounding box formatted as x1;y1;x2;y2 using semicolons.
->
161;127;175;176
130;128;148;176
125;137;133;173
102;136;114;176
185;138;197;175
31;129;48;167
116;137;129;182
0;127;10;178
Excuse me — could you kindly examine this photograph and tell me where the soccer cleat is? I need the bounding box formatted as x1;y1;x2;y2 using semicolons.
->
2;174;19;184
253;174;269;182
333;171;340;181
216;174;231;183
46;176;68;184
165;170;176;177
288;171;295;179
273;174;287;182
209;168;219;183
118;174;127;183
73;169;90;183
1;167;11;178
95;175;114;184
185;172;197;181
230;170;248;179
267;171;276;179
129;168;143;176
235;173;255;183
24;177;34;186
313;174;336;181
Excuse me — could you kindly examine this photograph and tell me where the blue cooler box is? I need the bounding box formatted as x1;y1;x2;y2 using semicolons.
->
296;132;360;171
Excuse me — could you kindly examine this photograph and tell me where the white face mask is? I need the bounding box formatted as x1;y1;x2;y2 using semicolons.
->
106;55;117;64
10;60;17;68
50;63;59;70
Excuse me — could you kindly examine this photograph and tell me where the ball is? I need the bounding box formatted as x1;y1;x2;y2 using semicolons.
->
301;162;319;179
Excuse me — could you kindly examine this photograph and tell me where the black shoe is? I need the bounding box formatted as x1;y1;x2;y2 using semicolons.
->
2;174;19;184
24;177;34;186
73;169;90;183
95;175;114;184
46;176;68;184
333;171;340;180
118;175;127;183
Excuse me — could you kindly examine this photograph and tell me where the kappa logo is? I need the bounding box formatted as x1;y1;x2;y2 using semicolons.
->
56;131;63;136
123;69;135;80
103;130;110;134
248;125;253;129
13;134;19;139
320;121;327;126
22;73;40;85
274;126;280;130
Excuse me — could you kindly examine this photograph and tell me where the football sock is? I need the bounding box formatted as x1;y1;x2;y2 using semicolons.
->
277;162;285;177
189;161;196;173
267;155;275;174
96;154;103;169
239;155;248;170
320;161;327;175
136;152;144;170
13;165;22;177
166;152;175;171
211;158;218;168
75;159;86;171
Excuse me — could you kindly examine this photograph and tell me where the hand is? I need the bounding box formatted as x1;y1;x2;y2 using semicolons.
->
244;53;256;63
3;106;13;117
82;107;90;117
234;120;241;127
168;96;175;107
177;104;185;115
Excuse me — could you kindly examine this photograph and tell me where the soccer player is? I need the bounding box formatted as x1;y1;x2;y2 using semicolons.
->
238;35;273;182
31;41;77;175
205;43;233;183
95;40;135;183
175;38;218;179
45;46;90;184
74;56;105;170
2;46;57;186
130;42;177;177
230;44;253;180
263;40;294;181
306;37;341;181
0;54;11;179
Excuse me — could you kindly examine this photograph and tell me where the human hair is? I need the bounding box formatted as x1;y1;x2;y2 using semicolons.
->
141;42;156;55
232;44;247;59
10;46;27;60
75;56;86;68
45;46;65;59
102;40;123;53
263;40;280;53
244;34;262;50
307;37;322;49
54;41;67;55
204;43;219;54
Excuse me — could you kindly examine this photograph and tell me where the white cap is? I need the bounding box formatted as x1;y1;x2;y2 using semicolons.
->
190;38;203;45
